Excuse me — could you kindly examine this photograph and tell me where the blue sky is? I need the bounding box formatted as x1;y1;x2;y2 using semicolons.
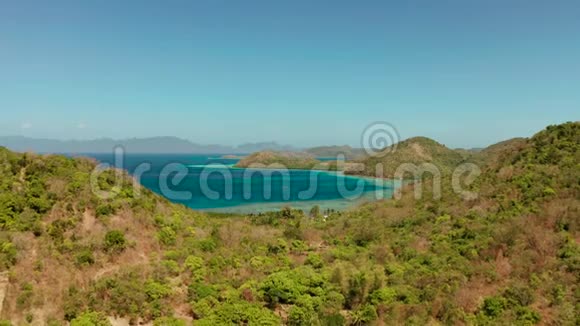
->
0;0;578;148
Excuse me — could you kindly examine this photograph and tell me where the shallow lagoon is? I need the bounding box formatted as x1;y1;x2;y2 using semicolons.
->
82;154;396;213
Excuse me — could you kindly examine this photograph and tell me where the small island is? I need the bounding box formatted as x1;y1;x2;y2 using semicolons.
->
235;151;326;170
234;151;370;172
220;154;246;159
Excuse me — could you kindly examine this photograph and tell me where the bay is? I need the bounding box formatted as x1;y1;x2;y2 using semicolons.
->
79;153;395;213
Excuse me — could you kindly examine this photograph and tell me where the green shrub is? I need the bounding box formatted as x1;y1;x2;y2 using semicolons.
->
558;238;580;273
288;305;317;325
157;226;177;246
196;238;217;252
17;283;33;308
47;219;74;241
320;313;346;326
103;230;126;253
323;291;346;311
543;187;556;196
515;306;541;324
195;302;280;326
160;259;181;276
163;250;184;261
63;286;84;321
290;240;308;253
249;256;276;272
369;287;397;305
305;253;324;269
89;274;148;317
482;296;507;317
46;318;63;326
260;268;327;308
351;219;381;247
505;284;535;306
153;317;186;326
70;312;111;326
550;284;565;306
95;203;115;218
283;221;304;240
267;238;288;254
0;239;17;269
260;271;304;305
191;296;219;319
184;255;206;281
144;280;172;301
346;272;368;308
351;304;377;325
76;250;95;266
309;205;320;218
188;282;218;301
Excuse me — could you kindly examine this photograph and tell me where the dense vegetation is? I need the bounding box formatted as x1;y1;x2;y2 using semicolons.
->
352;136;467;178
305;146;365;160
0;122;577;325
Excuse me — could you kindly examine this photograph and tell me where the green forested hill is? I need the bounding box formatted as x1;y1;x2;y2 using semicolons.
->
0;122;578;325
353;136;467;178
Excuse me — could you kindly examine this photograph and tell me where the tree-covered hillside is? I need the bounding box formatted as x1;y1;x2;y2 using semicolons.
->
352;137;467;178
0;122;578;325
305;146;365;160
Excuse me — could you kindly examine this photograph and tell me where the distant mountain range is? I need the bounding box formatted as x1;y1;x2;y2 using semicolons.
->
0;136;301;154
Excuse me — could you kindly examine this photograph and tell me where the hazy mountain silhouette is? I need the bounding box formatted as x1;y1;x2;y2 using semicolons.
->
0;136;301;154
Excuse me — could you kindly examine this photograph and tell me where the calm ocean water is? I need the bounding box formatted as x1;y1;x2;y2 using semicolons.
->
77;154;395;213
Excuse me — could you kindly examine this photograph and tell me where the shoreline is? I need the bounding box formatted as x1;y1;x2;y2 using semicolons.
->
195;189;393;214
187;163;398;185
181;164;400;213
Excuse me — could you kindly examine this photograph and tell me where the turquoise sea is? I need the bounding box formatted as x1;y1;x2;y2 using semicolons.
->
82;154;396;213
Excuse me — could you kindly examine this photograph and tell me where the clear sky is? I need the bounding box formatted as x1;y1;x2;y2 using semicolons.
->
1;0;578;148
